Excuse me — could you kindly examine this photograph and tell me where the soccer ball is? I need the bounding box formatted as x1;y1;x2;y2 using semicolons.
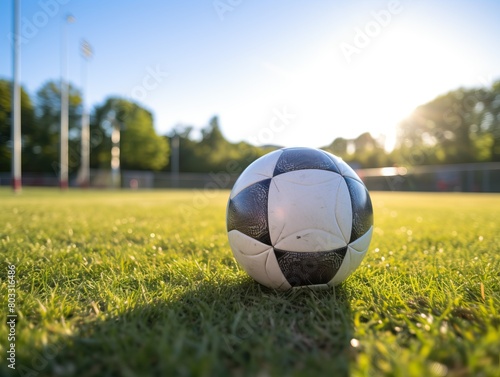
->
226;147;373;290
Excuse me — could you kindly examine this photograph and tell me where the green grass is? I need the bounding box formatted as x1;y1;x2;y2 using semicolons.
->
1;188;499;377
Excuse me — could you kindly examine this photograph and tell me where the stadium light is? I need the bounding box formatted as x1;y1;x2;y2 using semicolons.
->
60;14;75;190
11;0;21;193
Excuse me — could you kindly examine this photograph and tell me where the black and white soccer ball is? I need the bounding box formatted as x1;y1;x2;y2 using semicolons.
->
226;147;373;290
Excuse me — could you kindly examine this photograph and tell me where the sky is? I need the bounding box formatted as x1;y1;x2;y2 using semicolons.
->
1;0;500;150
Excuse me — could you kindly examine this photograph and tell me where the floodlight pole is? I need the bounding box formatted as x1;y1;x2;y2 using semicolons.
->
11;0;21;193
60;14;75;190
79;40;92;188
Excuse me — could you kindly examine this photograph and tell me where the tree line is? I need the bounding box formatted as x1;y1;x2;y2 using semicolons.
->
1;78;499;177
0;79;168;174
325;81;500;168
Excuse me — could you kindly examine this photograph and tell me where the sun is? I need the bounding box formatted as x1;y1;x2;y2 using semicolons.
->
247;21;475;150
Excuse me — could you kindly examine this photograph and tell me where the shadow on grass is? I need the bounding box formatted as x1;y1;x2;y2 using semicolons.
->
13;279;354;377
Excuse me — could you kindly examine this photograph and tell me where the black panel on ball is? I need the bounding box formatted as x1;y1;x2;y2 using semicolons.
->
344;177;373;243
274;247;347;286
227;179;272;246
273;147;341;176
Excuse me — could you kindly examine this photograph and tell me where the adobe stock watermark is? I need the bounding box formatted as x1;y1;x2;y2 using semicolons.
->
5;264;69;375
130;65;169;103
213;0;243;21
339;0;404;63
8;0;71;46
6;264;17;370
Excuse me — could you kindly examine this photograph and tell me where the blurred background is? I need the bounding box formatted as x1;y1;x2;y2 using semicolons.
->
1;0;499;191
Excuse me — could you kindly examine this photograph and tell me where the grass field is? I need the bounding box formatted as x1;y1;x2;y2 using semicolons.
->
1;188;499;377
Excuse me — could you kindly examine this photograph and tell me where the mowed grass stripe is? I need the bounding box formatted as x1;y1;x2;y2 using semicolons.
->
1;189;499;377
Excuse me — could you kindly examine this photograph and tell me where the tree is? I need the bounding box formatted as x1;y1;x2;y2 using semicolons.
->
164;124;202;173
352;132;388;168
396;87;489;165
0;79;35;172
482;80;500;161
91;97;169;171
323;133;388;168
324;137;349;158
164;117;269;174
201;116;226;150
197;116;232;171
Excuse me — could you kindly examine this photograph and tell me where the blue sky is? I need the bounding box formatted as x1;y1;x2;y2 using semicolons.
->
1;0;500;149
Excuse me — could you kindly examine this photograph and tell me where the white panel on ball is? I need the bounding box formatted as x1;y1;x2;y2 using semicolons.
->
230;149;283;198
347;226;373;272
228;230;290;289
268;170;350;251
273;229;345;253
334;177;354;243
265;249;291;290
228;229;271;256
328;250;351;286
